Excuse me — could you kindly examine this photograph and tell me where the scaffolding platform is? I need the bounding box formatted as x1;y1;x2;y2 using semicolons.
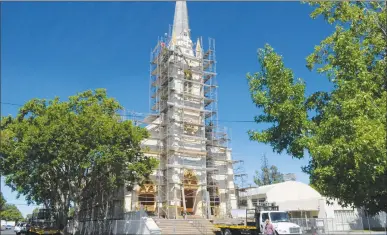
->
137;26;234;219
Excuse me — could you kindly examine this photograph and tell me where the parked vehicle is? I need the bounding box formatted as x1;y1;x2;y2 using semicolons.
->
213;203;302;235
15;223;22;234
15;222;29;235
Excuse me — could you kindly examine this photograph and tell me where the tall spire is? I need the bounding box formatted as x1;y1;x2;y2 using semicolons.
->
195;38;202;58
172;0;190;40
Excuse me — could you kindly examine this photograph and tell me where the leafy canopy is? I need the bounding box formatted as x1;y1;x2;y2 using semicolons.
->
247;2;386;214
1;89;158;217
26;214;32;220
0;192;5;210
1;204;24;222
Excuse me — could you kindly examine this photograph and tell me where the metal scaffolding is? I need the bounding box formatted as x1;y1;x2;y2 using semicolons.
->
125;27;233;219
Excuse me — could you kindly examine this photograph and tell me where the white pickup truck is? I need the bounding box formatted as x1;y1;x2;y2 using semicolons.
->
213;205;302;235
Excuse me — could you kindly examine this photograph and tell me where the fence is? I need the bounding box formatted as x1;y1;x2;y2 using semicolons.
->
123;210;148;221
66;209;161;235
289;216;387;234
361;211;387;232
290;218;360;234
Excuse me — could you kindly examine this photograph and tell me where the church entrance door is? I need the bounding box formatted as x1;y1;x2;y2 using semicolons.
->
182;170;199;214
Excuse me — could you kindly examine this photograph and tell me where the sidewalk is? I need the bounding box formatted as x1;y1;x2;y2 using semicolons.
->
324;231;386;235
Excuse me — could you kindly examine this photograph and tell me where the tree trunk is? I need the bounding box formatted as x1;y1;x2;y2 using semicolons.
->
57;203;69;229
64;200;81;235
54;193;70;235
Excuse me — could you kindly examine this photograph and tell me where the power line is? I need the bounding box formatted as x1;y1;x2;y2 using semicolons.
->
1;102;256;123
4;203;38;206
1;102;23;107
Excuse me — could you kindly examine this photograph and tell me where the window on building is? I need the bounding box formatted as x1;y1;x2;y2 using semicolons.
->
239;200;247;207
252;199;258;206
258;199;266;206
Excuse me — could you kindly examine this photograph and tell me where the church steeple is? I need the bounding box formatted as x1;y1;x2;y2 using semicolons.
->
170;0;193;51
172;0;190;39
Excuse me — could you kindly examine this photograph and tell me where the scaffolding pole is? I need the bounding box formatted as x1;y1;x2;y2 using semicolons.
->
131;29;235;219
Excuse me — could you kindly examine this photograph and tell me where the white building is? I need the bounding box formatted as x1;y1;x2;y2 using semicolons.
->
239;181;363;231
122;0;238;219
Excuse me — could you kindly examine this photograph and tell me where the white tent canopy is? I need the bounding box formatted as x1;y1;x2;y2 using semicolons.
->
239;181;323;212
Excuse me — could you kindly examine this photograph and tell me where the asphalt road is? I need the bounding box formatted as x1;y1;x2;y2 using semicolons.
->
0;229;15;235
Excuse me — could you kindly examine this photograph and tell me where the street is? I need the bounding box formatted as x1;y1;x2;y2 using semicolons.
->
0;229;15;235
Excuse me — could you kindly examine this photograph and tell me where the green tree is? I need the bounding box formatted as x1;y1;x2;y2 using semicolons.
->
1;89;158;225
253;154;284;186
247;2;386;214
0;192;5;211
1;204;23;222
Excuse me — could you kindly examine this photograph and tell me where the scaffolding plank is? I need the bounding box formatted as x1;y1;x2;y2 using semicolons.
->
203;49;213;59
167;101;211;113
176;133;207;141
176;91;205;100
205;111;216;119
203;73;216;84
170;119;204;127
203;60;215;70
168;148;207;156
169;75;217;88
206;142;229;147
165;164;217;171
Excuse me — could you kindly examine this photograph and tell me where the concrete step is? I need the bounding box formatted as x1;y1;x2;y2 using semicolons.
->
186;215;203;219
154;219;216;235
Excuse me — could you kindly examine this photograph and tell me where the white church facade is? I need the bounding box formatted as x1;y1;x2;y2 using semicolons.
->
122;0;238;219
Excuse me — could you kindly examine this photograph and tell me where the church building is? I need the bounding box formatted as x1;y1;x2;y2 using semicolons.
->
123;0;238;219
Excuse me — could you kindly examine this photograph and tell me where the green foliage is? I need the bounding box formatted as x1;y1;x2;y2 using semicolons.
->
1;204;24;222
247;2;386;214
253;154;284;186
247;44;308;159
1;89;159;220
0;192;5;210
68;207;75;218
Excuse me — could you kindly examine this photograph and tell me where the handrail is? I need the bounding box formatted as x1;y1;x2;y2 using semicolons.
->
192;219;207;235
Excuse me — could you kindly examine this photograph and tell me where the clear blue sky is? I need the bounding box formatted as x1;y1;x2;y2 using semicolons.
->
1;2;334;217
